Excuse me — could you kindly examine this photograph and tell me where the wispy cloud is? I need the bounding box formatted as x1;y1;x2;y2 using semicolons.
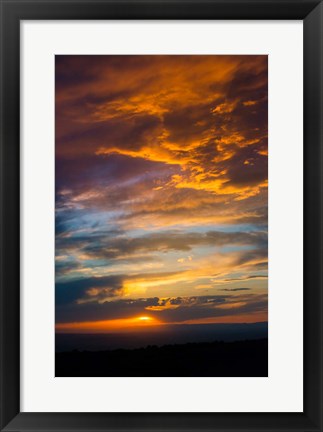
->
55;55;268;326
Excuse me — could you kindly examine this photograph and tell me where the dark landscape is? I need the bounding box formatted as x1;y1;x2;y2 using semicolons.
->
56;322;268;352
56;323;268;377
56;338;268;377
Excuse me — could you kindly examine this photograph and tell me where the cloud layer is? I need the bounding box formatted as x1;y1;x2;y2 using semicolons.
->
55;55;268;329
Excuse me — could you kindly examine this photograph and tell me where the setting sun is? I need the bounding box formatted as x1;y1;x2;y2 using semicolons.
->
56;315;161;333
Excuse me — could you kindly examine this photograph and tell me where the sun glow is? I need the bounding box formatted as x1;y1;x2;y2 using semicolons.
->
56;315;161;333
138;316;152;321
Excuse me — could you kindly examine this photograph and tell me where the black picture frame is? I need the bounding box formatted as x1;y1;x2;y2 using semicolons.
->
0;1;322;431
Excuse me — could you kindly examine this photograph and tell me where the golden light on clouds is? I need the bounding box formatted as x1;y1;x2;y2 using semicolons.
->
55;55;268;330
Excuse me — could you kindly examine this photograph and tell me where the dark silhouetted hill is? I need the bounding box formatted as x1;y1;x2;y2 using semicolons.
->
56;322;268;352
55;338;268;377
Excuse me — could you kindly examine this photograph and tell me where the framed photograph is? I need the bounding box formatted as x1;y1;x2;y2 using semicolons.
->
0;0;322;431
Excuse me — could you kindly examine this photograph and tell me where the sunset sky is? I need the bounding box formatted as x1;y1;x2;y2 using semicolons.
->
55;55;268;333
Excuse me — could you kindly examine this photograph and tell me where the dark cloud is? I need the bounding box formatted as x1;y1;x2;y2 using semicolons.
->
56;293;268;324
55;276;124;305
55;260;82;275
222;288;251;292
56;270;186;305
56;229;267;263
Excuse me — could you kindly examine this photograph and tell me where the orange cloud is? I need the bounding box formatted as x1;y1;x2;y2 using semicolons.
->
56;55;268;328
